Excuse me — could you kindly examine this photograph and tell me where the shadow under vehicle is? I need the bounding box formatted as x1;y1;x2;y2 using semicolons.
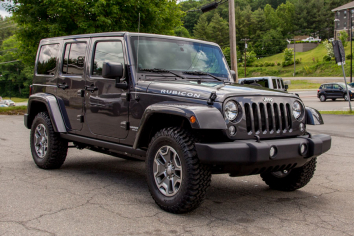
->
24;32;331;214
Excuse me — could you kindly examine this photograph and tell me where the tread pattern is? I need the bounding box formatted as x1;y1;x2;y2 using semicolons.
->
146;127;211;214
30;112;68;169
261;157;317;191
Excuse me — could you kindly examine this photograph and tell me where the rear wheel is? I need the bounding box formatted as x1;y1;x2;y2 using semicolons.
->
260;158;317;191
320;94;326;102
146;127;211;214
30;112;68;169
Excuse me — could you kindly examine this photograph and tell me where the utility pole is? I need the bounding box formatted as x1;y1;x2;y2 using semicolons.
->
351;15;353;83
241;38;250;77
288;38;298;76
229;0;238;82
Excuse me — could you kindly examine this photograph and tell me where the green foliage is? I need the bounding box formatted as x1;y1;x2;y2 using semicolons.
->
283;48;294;62
206;13;229;46
339;31;349;48
323;55;331;61
222;47;231;67
7;0;184;65
346;54;352;60
323;39;334;58
193;14;209;41
174;26;191;38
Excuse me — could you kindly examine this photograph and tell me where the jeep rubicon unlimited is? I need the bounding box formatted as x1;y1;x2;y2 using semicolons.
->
24;32;331;213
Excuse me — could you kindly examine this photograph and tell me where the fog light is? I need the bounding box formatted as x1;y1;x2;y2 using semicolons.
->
299;123;305;132
300;143;307;155
229;125;236;136
270;146;277;158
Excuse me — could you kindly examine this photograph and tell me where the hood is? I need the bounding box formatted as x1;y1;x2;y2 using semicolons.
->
146;80;297;102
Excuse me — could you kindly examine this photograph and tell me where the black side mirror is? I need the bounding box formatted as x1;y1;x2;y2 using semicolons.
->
285;84;289;91
102;62;123;79
230;70;236;82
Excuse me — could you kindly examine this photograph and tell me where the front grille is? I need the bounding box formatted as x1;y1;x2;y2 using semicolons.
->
244;102;292;135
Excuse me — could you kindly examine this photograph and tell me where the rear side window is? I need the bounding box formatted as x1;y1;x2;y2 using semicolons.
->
37;44;59;75
325;84;333;89
333;84;340;89
255;79;269;87
280;79;285;88
319;85;323;89
272;79;277;89
92;41;124;76
62;43;87;75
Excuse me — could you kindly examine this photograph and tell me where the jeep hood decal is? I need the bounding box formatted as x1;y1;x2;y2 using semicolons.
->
146;81;296;102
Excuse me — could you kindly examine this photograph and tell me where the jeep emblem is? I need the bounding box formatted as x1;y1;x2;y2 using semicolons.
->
263;97;273;103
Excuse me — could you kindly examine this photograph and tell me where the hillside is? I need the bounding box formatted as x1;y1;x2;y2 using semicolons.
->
242;43;353;77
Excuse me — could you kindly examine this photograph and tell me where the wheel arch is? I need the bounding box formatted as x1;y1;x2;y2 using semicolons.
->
25;93;67;132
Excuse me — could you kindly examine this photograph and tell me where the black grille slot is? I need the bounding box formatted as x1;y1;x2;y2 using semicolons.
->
245;103;252;133
280;103;287;131
273;103;280;131
266;103;273;132
286;103;292;130
252;103;260;133
259;103;266;132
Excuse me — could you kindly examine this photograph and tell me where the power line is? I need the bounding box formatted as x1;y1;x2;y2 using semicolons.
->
0;60;20;65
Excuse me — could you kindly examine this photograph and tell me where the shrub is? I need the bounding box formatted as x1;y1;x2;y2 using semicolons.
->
282;60;294;67
323;40;335;58
259;63;264;67
339;31;349;47
323;55;331;61
277;62;281;66
295;59;300;64
271;62;275;66
346;54;352;60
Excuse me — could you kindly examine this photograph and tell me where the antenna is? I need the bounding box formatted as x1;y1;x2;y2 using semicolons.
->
136;13;140;75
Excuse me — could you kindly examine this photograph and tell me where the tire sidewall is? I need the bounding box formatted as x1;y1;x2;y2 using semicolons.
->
146;134;190;207
320;94;326;102
30;113;51;167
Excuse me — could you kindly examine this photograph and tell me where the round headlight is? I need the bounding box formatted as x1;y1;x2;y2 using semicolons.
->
293;101;303;120
224;101;238;121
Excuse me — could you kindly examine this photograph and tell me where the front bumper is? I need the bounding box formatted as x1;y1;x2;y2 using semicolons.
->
195;134;331;176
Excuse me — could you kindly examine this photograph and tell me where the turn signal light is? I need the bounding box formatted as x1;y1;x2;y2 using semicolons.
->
190;115;196;124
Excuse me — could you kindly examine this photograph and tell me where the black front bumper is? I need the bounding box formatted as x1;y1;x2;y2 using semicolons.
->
195;134;331;176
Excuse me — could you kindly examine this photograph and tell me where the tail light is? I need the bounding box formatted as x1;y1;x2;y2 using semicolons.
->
29;85;33;96
317;89;319;93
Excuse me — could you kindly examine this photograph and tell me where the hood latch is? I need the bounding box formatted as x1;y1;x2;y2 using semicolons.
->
207;91;217;105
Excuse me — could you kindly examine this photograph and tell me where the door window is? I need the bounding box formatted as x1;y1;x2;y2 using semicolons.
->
277;79;282;89
62;43;87;75
333;84;341;89
272;79;277;89
37;44;59;75
324;84;333;89
92;41;124;76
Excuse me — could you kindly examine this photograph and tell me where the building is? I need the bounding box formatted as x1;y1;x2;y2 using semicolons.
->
332;1;354;40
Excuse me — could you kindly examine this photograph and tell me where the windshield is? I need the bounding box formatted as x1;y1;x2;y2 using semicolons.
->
131;36;231;80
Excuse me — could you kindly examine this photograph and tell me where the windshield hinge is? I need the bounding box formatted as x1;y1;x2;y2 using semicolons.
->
207;91;217;105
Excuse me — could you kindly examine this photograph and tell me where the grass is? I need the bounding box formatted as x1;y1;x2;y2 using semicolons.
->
1;97;28;103
0;106;27;115
319;110;354;115
288;80;322;90
243;43;354;77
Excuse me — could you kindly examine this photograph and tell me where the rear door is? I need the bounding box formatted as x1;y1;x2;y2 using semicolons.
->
84;37;129;140
57;39;88;131
324;84;333;97
332;84;343;98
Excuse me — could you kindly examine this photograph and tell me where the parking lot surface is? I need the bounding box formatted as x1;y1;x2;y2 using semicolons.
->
1;115;353;235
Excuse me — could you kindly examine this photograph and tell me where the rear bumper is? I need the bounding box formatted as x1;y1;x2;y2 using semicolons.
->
195;134;331;175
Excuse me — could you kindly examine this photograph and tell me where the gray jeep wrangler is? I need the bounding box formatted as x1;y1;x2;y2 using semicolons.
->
24;32;331;213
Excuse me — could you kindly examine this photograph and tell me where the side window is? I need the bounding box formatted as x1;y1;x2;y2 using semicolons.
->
333;84;340;89
62;43;87;75
319;85;323;89
325;84;333;89
37;44;59;75
277;79;282;88
280;79;285;88
272;79;277;89
92;41;124;76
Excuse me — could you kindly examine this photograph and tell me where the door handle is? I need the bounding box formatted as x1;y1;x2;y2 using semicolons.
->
58;83;69;90
85;85;98;92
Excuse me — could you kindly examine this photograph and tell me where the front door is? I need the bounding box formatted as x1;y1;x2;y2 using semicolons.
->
57;39;88;131
85;37;129;140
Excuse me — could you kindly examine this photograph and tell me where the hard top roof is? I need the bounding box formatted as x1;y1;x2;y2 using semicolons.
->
40;32;219;47
238;76;282;80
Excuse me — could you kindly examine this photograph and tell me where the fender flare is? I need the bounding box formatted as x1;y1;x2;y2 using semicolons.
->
133;101;227;149
305;106;324;125
25;93;67;132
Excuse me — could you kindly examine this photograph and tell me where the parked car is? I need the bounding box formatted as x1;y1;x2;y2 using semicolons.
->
3;100;15;107
24;32;331;214
348;82;354;87
0;104;8;107
238;76;288;91
302;37;321;43
317;82;354;102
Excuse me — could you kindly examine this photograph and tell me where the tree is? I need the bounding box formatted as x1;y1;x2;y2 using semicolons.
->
193;14;209;41
4;0;185;65
206;13;229;46
174;26;191;38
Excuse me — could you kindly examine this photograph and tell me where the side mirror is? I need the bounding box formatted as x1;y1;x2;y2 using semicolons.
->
230;70;236;82
102;62;123;79
285;84;289;91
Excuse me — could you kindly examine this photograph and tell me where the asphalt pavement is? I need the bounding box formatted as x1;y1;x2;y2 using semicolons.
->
0;115;353;235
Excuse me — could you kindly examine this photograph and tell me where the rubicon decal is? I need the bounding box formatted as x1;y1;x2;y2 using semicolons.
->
161;90;201;98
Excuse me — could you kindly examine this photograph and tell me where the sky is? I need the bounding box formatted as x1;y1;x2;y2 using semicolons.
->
0;3;11;17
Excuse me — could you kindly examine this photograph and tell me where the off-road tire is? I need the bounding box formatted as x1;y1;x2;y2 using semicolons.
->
146;127;211;214
332;98;336;101
30;112;68;169
320;94;326;102
260;157;317;191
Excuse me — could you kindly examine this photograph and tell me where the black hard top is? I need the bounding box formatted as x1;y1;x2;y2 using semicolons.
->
40;32;219;46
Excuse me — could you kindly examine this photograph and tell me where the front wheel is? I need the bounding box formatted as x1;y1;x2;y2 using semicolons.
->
30;112;68;169
344;94;350;101
320;94;326;102
146;127;211;214
260;158;317;191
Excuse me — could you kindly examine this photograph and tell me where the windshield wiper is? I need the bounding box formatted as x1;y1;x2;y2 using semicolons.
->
182;71;223;82
140;68;186;80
